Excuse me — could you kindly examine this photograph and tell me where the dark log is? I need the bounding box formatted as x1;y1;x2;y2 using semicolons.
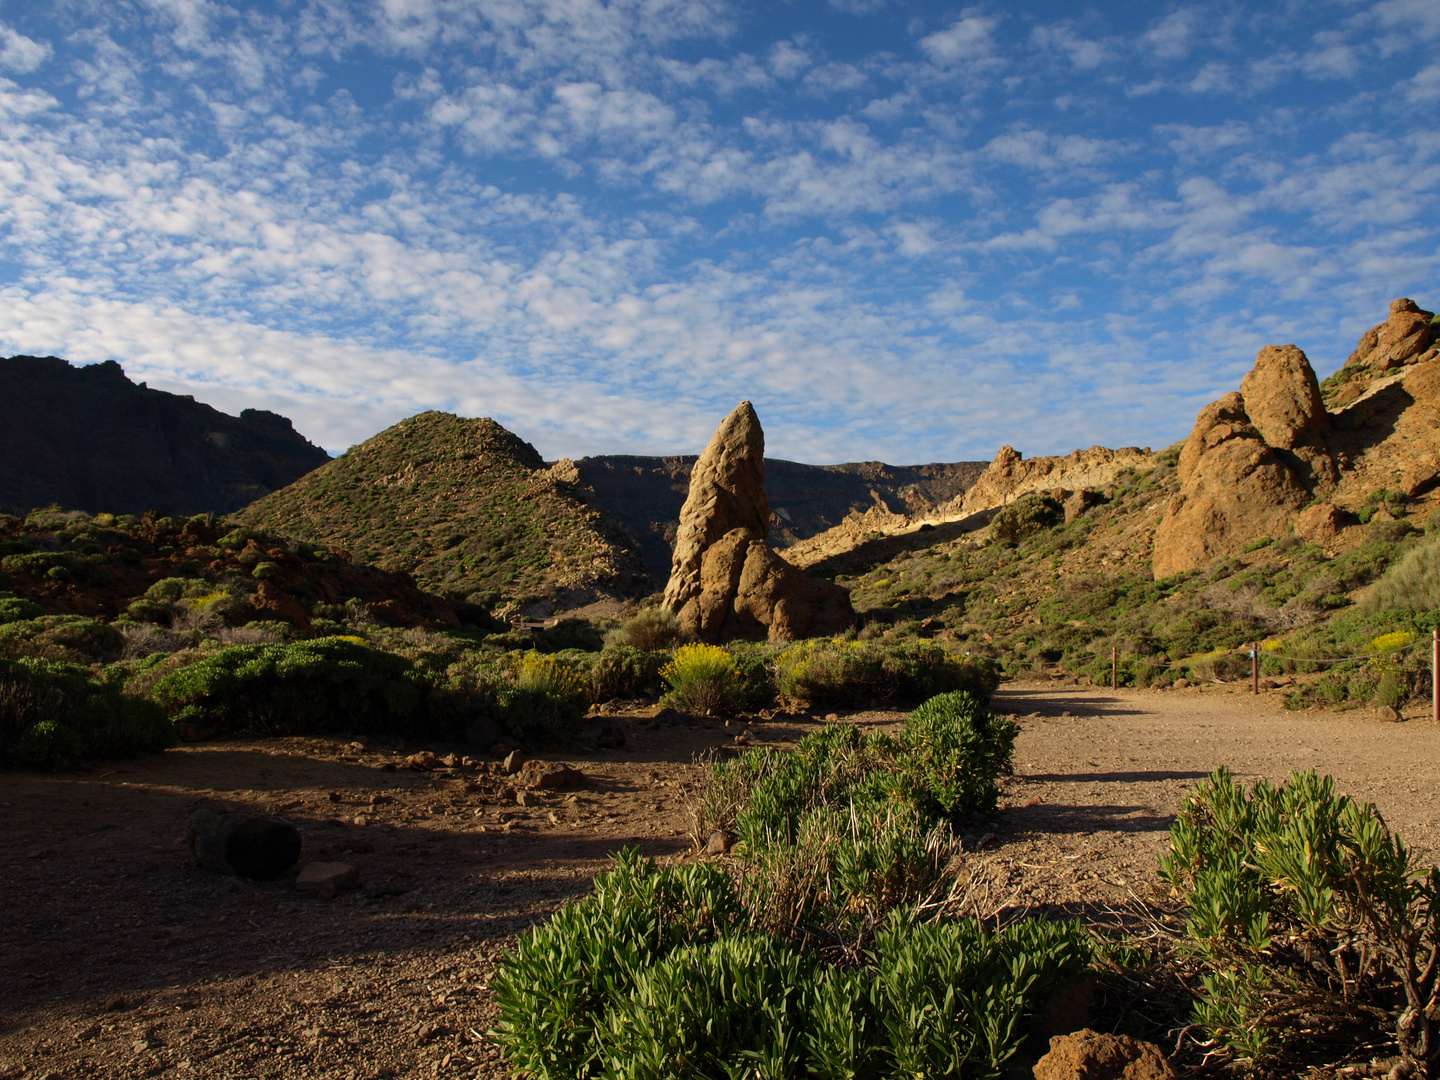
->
186;809;301;880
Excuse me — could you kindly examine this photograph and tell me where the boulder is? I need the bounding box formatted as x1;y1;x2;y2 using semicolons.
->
1153;343;1339;579
1064;488;1100;523
1240;344;1337;487
186;809;301;881
663;402;852;642
1033;1029;1176;1080
1353;298;1436;372
1295;502;1345;544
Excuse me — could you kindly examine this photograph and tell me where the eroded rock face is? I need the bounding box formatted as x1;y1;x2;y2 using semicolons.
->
1328;298;1438;408
1152;371;1327;579
951;445;1152;518
662;402;852;642
1240;344;1336;486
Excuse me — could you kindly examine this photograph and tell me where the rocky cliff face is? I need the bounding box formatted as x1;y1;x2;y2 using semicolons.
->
945;445;1155;518
662;402;853;642
0;356;330;517
1153;298;1439;579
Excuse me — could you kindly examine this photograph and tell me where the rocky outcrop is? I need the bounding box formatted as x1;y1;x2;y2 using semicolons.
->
1328;299;1437;408
1152;342;1341;578
662;402;852;642
0;355;331;517
945;445;1154;518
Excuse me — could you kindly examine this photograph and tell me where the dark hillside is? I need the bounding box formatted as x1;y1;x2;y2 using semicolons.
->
0;356;330;516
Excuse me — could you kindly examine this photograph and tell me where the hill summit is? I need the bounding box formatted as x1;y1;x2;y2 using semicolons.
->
0;355;330;517
235;411;649;613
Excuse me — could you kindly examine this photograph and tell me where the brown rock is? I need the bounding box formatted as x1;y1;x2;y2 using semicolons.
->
1342;297;1435;374
502;750;525;775
1153;342;1340;579
532;766;587;789
1063;488;1100;523
1295;502;1344;543
662;402;852;642
1033;1029;1176;1080
704;830;733;855
295;861;359;898
1240;344;1336;486
406;751;439;771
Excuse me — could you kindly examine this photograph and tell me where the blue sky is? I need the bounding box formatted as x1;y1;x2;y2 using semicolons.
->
0;1;1436;463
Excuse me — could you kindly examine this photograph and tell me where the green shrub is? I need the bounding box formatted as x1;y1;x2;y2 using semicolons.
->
660;643;739;716
149;637;435;737
990;493;1062;544
496;652;587;740
603;608;688;652
491;851;741;1079
0;593;43;625
902;690;1017;819
587;646;667;702
0;616;125;661
145;577;201;603
125;598;174;625
492;852;1093;1080
1160;767;1440;1072
1361;530;1440;613
774;639;999;708
531;617;608;653
0;655;174;767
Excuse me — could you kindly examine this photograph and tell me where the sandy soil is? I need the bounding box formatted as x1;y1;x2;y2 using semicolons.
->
3;682;1438;1079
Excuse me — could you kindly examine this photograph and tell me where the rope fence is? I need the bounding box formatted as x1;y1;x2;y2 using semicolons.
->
1060;632;1440;722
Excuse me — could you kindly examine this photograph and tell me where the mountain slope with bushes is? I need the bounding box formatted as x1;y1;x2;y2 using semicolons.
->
236;411;650;613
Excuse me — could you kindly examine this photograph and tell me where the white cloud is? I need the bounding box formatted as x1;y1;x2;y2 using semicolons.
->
1141;10;1195;60
919;12;998;65
0;26;50;73
1032;24;1111;71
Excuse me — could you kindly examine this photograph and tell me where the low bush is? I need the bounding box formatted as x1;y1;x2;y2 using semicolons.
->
1361;530;1440;613
774;638;999;708
586;645;668;703
1161;767;1440;1072
492;852;1093;1080
990;492;1063;544
149;637;436;738
495;652;588;740
0;655;174;767
660;643;739;716
696;693;1016;940
603;608;688;652
0;593;44;625
0;616;125;662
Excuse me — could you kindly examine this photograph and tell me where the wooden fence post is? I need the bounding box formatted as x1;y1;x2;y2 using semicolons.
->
1432;629;1438;725
1252;643;1259;695
1111;647;1117;690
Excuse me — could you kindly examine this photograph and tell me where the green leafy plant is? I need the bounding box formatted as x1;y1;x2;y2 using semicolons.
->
1160;766;1440;1072
773;639;999;708
990;493;1063;544
149;637;434;738
491;852;1093;1080
0;655;174;767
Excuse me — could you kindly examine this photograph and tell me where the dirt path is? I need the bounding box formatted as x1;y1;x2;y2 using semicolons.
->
2;686;1437;1079
983;681;1440;915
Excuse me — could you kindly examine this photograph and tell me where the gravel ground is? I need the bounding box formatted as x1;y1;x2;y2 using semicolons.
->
3;684;1437;1079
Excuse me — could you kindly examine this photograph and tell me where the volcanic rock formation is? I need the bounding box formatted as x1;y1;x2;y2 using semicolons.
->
1153;345;1338;578
662;401;853;642
1154;299;1440;579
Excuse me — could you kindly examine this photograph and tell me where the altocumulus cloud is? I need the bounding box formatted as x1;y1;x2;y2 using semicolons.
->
0;0;1436;462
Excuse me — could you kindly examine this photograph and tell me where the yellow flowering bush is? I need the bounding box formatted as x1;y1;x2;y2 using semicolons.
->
659;643;738;716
